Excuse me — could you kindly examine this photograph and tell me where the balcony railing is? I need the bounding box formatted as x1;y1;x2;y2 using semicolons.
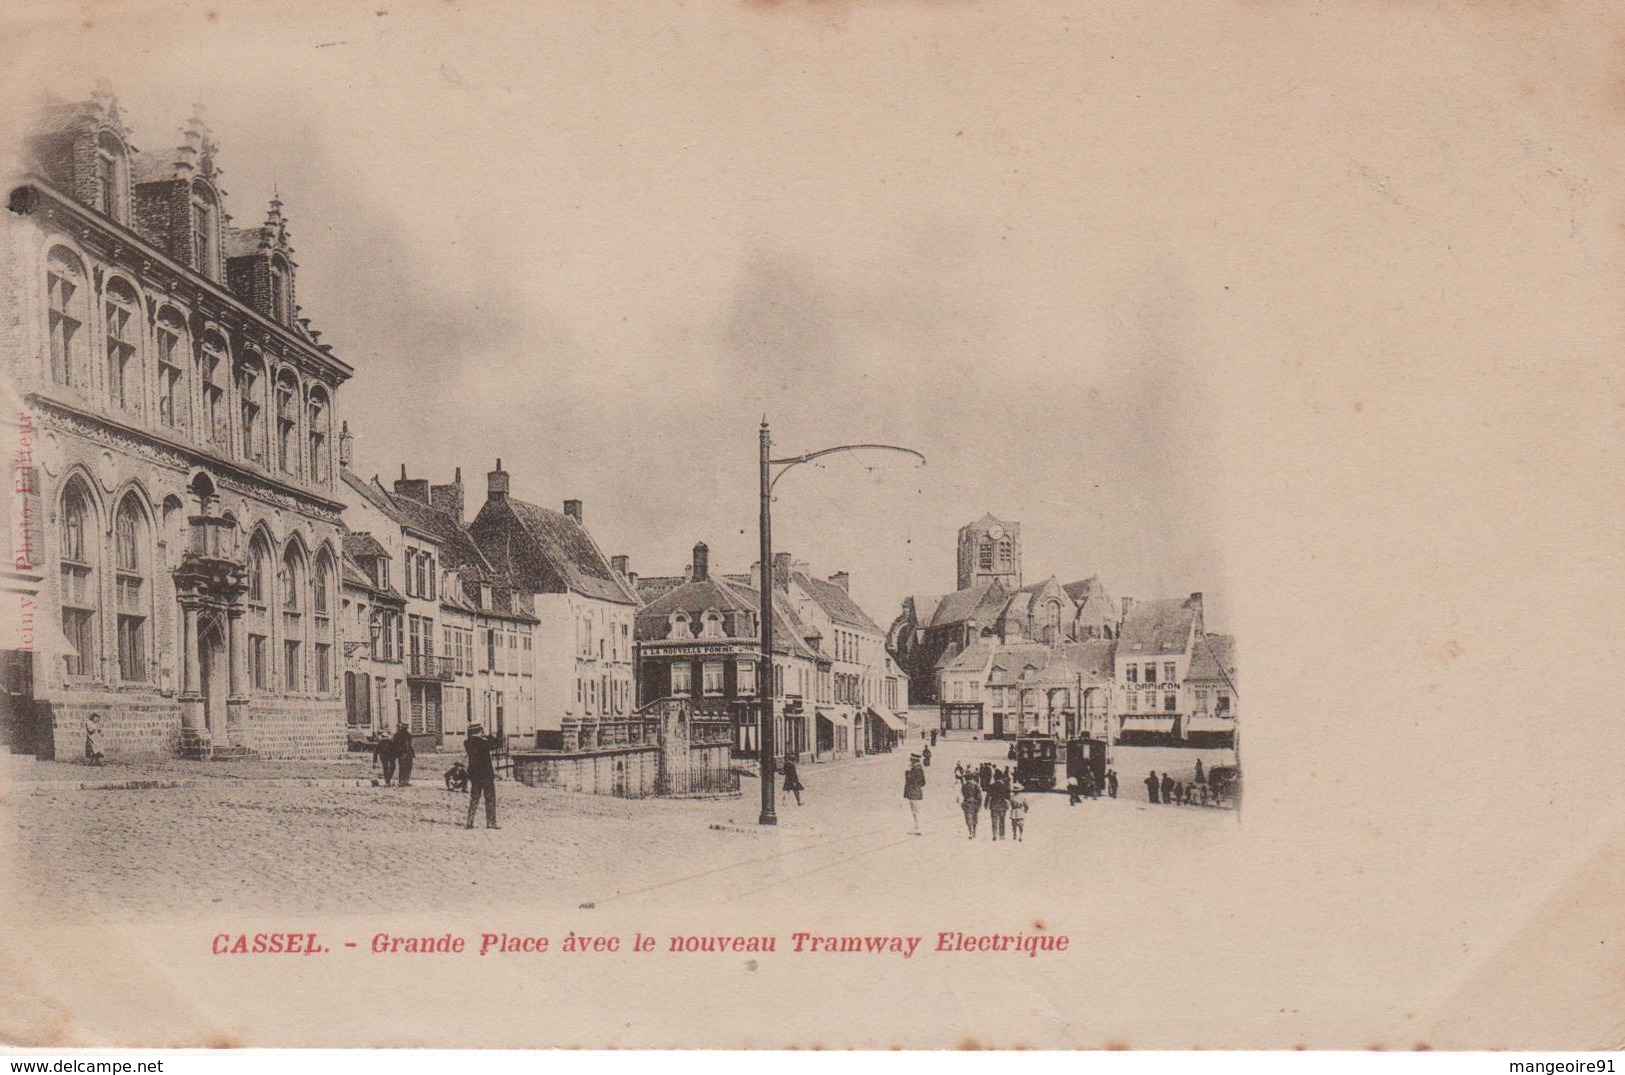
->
406;653;455;682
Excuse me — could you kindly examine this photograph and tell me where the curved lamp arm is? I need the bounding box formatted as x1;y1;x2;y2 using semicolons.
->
768;443;925;493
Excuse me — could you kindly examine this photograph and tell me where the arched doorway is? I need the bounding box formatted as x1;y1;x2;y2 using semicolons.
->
197;612;228;735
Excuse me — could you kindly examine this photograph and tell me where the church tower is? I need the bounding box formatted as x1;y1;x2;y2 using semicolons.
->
956;514;1022;590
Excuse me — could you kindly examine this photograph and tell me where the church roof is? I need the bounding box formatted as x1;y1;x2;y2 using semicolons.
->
929;582;1006;628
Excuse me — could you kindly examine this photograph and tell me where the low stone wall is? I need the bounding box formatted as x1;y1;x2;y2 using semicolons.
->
510;746;661;796
241;698;347;759
45;692;345;761
50;692;182;760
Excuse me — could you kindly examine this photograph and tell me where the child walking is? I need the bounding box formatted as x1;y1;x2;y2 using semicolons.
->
1009;787;1029;842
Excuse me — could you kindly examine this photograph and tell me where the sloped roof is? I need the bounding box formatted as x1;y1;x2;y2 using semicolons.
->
342;530;389;562
794;572;881;633
385;491;488;572
980;639;1117;685
634;575;688;604
637;577;756;623
929;582;1006;628
482;496;638;605
1188;633;1237;684
1062;576;1104;603
1119;597;1198;655
941;641;997;673
904;593;944;624
636;576;823;661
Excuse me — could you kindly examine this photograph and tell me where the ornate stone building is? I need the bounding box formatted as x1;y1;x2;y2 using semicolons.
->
1;91;351;759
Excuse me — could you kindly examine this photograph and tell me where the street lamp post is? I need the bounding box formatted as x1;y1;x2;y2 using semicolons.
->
756;419;923;826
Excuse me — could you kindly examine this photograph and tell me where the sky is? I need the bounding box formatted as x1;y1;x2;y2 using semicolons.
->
9;0;1625;1041
1;0;1261;630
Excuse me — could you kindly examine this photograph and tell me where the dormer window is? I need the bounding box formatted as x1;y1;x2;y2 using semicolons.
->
269;255;291;325
668;611;691;639
190;182;218;279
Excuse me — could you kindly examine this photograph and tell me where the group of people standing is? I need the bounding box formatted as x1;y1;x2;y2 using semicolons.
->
370;723;418;787
370;722;501;830
1143;759;1211;807
955;764;1027;841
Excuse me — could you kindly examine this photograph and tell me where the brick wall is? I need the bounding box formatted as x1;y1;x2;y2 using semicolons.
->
132;179;192;267
50;692;183;760
242;697;347;759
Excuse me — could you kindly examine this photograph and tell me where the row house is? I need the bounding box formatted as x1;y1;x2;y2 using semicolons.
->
778;553;910;756
467;463;637;738
337;462;541;747
633;543;831;761
1;91;351;759
939;640;1116;739
1115;594;1237;745
338;528;405;744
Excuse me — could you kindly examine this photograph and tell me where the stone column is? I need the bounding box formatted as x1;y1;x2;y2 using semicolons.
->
180;604;200;700
226;608;246;700
225;607;249;747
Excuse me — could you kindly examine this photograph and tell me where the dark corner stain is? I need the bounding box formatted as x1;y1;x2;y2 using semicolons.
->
8;187;39;215
957;1039;985;1051
1104;1041;1130;1051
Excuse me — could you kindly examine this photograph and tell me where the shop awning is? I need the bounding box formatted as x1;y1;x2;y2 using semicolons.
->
817;707;853;728
871;707;908;732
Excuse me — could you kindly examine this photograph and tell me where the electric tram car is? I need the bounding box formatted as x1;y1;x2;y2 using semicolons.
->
1013;733;1059;790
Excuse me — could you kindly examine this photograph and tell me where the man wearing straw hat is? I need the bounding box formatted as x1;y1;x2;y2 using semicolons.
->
464;723;501;830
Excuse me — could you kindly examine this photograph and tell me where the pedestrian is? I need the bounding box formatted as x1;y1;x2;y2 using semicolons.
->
930;729;938;748
463;722;500;829
954;761;965;782
1145;770;1160;804
376;730;397;787
392;721;416;787
782;755;805;807
1194;758;1205;786
903;755;926;835
1066;774;1082;805
1007;743;1017;762
986;774;1011;840
1009;787;1028;842
958;773;983;839
1080;768;1097;800
1160;772;1175;805
443;761;469;792
1107;769;1119;799
82;713;104;767
922;745;932;768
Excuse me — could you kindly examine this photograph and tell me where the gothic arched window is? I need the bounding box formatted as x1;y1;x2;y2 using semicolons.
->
114;494;150;682
59;479;98;677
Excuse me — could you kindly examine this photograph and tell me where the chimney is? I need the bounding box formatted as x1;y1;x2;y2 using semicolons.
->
563;499;582;523
772;551;792;592
1189;592;1204;635
487;459;508;501
627;571;639;592
394;464;430;504
829;571;850;593
430;467;465;523
338;421;353;468
611;554;629;577
692;542;710;582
